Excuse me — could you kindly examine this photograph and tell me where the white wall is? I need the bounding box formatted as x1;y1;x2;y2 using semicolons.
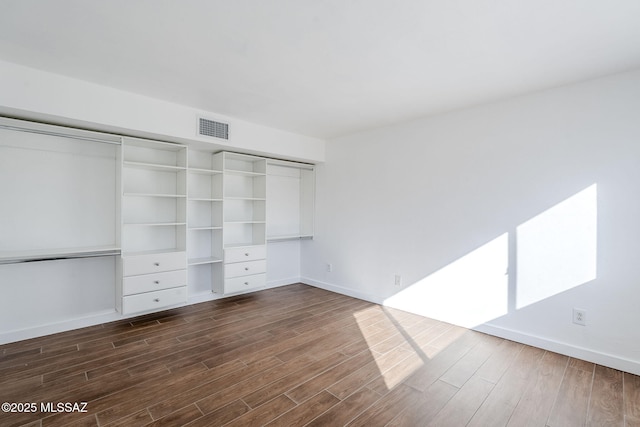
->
267;240;302;287
0;59;325;163
302;69;640;374
0;258;116;333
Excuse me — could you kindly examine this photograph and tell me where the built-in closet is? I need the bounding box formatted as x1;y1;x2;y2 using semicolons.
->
0;117;314;341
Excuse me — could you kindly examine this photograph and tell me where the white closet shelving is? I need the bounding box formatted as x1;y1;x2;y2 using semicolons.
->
266;159;315;241
119;138;188;314
0;118;122;262
0;117;319;342
221;152;267;248
0;117;121;337
121;138;187;254
187;150;224;295
213;152;267;294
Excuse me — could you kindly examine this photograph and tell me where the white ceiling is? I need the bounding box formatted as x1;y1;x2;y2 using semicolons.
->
1;1;640;139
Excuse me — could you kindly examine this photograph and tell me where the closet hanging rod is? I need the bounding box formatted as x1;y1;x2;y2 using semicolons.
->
0;124;121;145
0;249;121;265
266;159;315;170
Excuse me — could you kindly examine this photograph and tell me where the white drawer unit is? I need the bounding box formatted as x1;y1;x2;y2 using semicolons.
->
123;269;187;296
122;286;187;315
224;273;266;294
119;251;187;314
219;245;267;295
123;251;187;276
224;259;266;279
224;245;266;264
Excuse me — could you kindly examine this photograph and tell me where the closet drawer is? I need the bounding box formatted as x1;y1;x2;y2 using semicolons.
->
224;273;266;294
123;269;187;296
122;286;187;314
123;252;186;276
224;259;266;279
224;245;266;264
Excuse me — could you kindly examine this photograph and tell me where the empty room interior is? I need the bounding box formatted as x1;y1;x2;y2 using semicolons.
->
1;1;640;426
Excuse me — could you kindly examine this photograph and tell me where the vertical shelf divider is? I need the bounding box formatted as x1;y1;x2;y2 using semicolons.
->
187;150;224;295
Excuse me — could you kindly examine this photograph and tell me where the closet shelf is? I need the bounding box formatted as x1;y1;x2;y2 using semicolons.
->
267;235;314;242
121;248;185;257
188;257;223;266
224;197;266;201
225;221;266;224
223;169;265;177
123;161;186;172
188;167;223;175
124;222;186;227
123;193;187;198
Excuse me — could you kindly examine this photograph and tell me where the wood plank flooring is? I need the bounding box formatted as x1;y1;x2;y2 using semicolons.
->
1;283;639;426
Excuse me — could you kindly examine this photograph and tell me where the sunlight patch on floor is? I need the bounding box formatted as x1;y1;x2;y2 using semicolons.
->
353;307;433;391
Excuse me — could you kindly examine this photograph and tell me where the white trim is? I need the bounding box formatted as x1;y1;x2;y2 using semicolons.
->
300;278;640;376
300;277;384;305
0;116;122;145
474;323;640;376
266;158;315;170
0;281;292;344
8;276;636;377
266;277;302;289
0;309;120;345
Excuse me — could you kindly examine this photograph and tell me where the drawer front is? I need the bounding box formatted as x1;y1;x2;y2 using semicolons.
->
122;286;187;314
224;259;266;279
224;245;266;264
123;269;187;296
224;273;266;294
123;252;187;276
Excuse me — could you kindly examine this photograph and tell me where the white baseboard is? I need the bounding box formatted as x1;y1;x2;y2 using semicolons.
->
0;281;304;345
266;277;302;289
0;309;121;345
300;277;384;305
6;278;638;376
475;323;640;376
0;299;210;345
301;277;640;376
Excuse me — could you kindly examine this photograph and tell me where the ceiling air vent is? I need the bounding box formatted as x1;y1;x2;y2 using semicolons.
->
198;117;229;140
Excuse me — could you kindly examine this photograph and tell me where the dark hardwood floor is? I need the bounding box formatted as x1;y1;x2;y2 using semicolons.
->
1;284;638;426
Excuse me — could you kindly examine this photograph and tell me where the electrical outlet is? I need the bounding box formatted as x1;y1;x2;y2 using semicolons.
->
573;308;586;326
394;275;402;287
326;263;332;272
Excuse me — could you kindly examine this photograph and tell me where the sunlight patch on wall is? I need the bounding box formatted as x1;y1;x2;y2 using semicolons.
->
384;233;509;328
516;184;597;309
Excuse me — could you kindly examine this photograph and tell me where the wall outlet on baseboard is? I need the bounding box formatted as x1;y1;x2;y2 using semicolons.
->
326;263;332;272
394;274;402;287
573;308;586;326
